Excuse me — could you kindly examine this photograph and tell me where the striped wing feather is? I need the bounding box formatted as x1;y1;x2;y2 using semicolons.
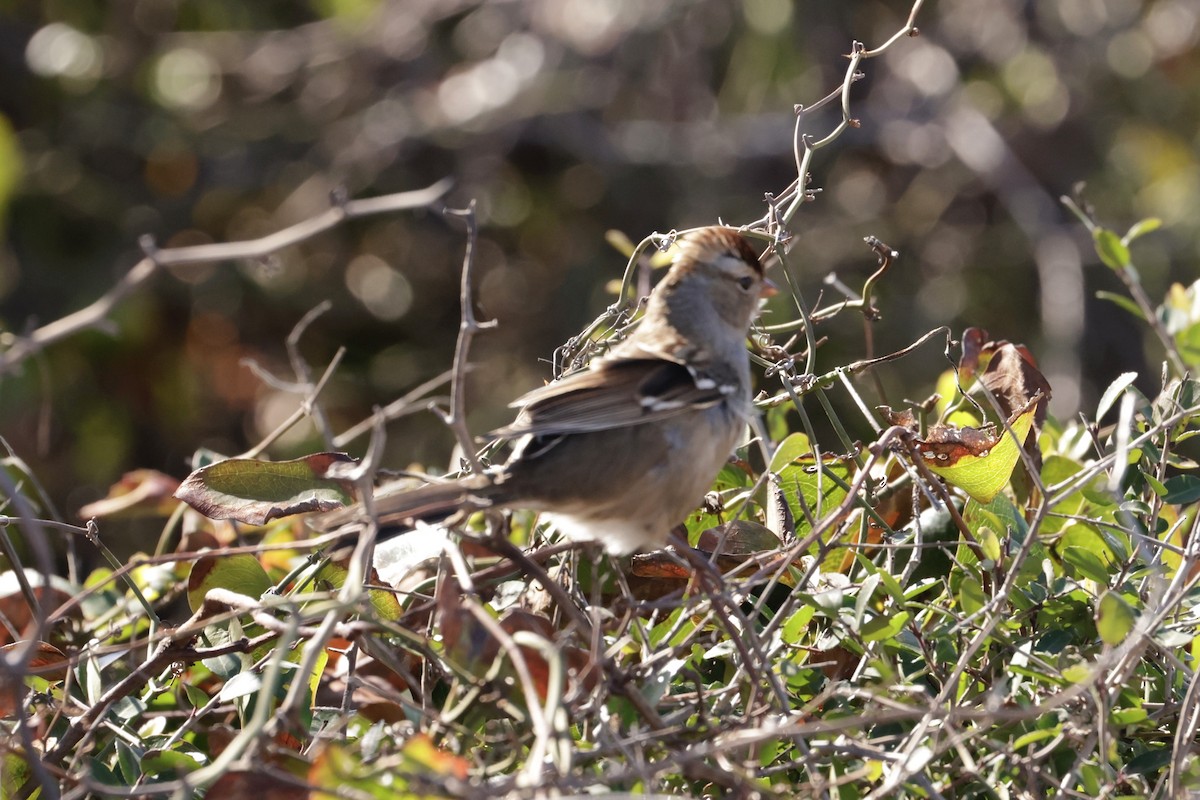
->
492;359;725;438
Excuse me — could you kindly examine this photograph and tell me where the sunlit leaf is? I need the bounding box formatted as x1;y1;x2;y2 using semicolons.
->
1110;706;1148;726
1093;228;1130;270
1096;590;1136;645
1059;521;1116;570
1122;217;1161;244
768;432;813;473
175;453;358;525
309;737;468;799
860;611;909;642
1013;727;1061;751
186;553;273;613
979;527;1002;565
0;753;34;800
313;560;404;623
1095;372;1138;423
772;441;854;539
1176;322;1200;365
782;606;815;644
1061;662;1093;684
922;399;1039;504
218;669;262;703
140;747;204;777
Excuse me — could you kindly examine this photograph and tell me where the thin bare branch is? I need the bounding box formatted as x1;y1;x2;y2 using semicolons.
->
0;179;452;374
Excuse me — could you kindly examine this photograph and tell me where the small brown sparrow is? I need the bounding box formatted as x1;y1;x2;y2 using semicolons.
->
324;227;774;554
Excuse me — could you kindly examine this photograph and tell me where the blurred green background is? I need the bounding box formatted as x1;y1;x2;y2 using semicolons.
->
1;0;1197;526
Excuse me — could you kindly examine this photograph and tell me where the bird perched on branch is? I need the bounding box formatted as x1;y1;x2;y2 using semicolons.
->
321;226;775;554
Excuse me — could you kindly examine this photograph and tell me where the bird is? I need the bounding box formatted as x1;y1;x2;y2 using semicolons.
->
322;226;775;555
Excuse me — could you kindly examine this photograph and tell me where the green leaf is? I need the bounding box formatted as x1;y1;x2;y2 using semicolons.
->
782;605;815;644
1095;590;1136;645
1040;455;1086;534
1095;372;1138;422
186;553;273;613
765;404;792;444
958;576;986;617
853;573;881;628
979;527;1002;565
1061;662;1093;684
313;560;404;623
183;682;210;710
1080;763;1104;795
1122;217;1161;244
1060;545;1110;583
1012;726;1061;751
1144;473;1169;497
860;611;910;642
768;432;812;473
860;554;907;603
0;753;33;800
774;450;853;541
141;748;204;777
1162;474;1200;504
1125;746;1172;776
175;452;358;525
1110;707;1148;726
924;402;1039;504
0;116;20;225
1093;228;1131;270
964;494;1029;542
1095;291;1146;320
1177;322;1200;366
115;741;140;784
1059;522;1116;569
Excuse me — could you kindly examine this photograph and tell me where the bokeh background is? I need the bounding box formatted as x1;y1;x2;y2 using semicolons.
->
1;0;1198;525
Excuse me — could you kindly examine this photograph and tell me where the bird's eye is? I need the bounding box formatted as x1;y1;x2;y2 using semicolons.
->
737;276;755;291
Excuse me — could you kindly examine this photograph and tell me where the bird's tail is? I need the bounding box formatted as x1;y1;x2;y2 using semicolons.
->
311;474;501;534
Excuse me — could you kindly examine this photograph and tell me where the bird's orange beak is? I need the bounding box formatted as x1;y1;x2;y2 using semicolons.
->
760;278;779;298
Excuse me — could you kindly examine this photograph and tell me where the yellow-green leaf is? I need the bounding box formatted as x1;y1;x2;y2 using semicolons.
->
958;576;986;616
924;402;1038;504
1093;228;1130;270
313;560;404;623
1110;706;1148;726
980;527;1002;565
860;610;910;642
1096;590;1136;646
186;553;273;613
1122;217;1161;244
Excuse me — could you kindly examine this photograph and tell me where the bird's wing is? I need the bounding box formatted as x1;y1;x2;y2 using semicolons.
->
491;358;732;438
